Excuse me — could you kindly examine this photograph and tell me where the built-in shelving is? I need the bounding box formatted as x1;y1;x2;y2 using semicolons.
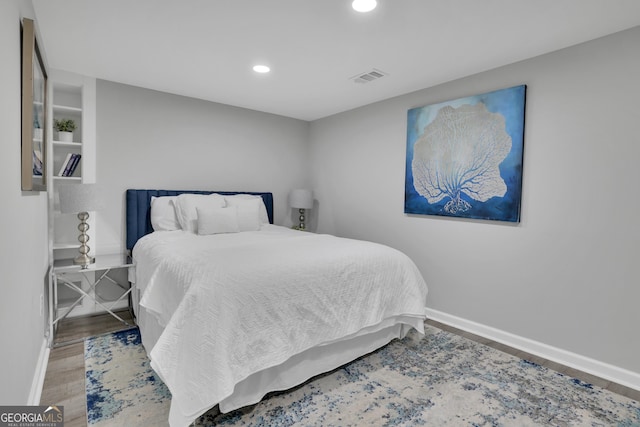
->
45;71;127;326
47;71;100;318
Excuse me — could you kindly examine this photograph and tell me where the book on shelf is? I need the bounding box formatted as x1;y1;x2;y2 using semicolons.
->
69;154;82;176
57;153;73;176
57;153;82;177
61;153;76;176
67;154;81;176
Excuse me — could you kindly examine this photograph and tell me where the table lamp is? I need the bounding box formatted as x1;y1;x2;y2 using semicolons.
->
289;189;313;230
58;184;102;268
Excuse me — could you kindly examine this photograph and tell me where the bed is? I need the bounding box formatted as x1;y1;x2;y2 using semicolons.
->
126;189;428;427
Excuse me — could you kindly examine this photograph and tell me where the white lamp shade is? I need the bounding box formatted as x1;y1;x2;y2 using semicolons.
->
59;184;103;213
289;189;313;209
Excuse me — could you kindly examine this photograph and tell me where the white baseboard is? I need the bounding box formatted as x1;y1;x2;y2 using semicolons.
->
425;307;640;392
28;338;50;405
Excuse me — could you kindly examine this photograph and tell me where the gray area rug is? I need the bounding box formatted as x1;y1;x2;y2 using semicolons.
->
85;324;640;426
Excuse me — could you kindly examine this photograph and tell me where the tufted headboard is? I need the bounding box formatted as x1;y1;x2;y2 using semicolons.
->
126;189;274;250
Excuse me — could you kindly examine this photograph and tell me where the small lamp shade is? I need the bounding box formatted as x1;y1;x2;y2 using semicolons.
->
288;189;313;210
59;184;102;213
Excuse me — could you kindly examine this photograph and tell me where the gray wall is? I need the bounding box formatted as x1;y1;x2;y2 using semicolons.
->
309;26;640;374
0;0;49;404
4;1;637;403
95;80;311;253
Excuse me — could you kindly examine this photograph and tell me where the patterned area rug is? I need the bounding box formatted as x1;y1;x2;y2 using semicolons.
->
85;325;640;426
85;328;171;426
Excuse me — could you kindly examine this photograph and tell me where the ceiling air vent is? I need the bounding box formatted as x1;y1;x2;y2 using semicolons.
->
350;68;388;84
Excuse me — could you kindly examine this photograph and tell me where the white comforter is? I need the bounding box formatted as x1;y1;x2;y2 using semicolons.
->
133;225;428;427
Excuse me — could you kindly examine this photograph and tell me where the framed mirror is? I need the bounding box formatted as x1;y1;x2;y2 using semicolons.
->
21;18;47;191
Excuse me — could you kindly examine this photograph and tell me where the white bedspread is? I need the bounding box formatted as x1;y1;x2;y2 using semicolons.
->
133;225;428;427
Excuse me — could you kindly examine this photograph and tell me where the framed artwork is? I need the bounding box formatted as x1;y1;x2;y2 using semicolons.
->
405;85;526;222
21;18;47;191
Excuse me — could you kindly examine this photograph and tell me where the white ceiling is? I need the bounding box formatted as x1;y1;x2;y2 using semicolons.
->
32;0;640;121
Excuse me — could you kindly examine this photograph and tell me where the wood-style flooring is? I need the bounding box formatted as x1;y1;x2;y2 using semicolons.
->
40;310;135;427
40;315;639;427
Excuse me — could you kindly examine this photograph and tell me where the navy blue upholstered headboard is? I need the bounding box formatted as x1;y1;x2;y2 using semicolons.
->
126;189;274;250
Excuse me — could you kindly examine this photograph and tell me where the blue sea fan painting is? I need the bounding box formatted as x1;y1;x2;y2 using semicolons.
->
405;85;526;222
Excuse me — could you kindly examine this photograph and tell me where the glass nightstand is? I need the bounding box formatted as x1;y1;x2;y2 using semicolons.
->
49;253;135;347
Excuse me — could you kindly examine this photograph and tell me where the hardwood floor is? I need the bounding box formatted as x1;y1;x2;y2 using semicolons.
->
39;314;638;427
40;310;135;427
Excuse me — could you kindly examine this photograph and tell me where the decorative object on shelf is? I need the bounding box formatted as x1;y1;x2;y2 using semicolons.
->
54;118;77;142
21;18;47;191
289;189;313;230
58;184;103;268
405;85;526;223
57;153;82;177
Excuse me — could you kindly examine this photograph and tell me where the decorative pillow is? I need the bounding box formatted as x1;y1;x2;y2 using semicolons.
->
235;200;261;231
197;206;240;235
174;193;227;233
150;196;180;231
224;194;269;225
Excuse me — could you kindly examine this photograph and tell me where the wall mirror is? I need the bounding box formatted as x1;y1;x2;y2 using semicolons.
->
21;18;47;191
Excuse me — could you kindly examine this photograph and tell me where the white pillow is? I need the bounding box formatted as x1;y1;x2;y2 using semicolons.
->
174;193;227;233
197;206;239;235
235;199;261;231
150;196;180;231
224;194;269;224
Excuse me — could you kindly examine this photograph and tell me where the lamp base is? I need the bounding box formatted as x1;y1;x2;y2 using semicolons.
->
75;211;94;269
298;208;306;230
74;254;95;269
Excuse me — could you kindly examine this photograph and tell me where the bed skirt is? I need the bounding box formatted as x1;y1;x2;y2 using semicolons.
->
136;301;423;426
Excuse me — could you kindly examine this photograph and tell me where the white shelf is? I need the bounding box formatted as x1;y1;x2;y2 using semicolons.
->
53;104;82;113
53;140;82;147
53;176;82;181
53;242;80;250
53;210;78;216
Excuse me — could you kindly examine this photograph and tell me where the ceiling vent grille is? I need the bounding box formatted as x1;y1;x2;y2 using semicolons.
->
350;68;388;84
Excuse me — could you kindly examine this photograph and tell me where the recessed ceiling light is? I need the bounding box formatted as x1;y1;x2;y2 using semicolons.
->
352;0;377;13
253;65;271;73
